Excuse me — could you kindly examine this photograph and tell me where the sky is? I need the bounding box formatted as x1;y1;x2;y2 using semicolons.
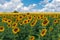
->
0;0;60;12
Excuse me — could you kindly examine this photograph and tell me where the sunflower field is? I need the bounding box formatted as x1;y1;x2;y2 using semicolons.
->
0;12;60;40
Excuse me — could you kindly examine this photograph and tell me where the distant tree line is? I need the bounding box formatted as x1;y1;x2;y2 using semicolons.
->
13;10;18;13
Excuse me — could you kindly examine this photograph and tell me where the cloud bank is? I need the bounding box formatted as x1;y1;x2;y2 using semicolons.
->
0;0;60;12
39;0;60;12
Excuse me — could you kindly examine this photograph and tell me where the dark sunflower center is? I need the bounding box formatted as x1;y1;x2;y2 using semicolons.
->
0;27;3;30
14;28;18;32
42;30;45;34
43;20;48;24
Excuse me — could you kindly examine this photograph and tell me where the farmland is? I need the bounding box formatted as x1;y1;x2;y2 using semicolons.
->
0;12;60;40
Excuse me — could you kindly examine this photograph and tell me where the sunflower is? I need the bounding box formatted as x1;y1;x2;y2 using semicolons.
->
23;20;29;24
19;21;23;25
0;26;4;32
27;19;30;23
40;29;47;37
10;14;15;18
50;14;58;18
7;24;11;28
27;16;32;20
43;17;48;20
40;14;45;18
12;27;20;34
22;14;26;18
16;18;20;22
54;19;58;24
29;36;35;40
13;14;17;18
17;15;23;21
54;14;58;18
12;22;17;28
42;19;49;26
2;14;6;18
26;13;30;16
2;18;8;23
33;15;37;19
7;19;12;24
11;13;19;18
30;19;37;27
37;16;41;20
30;22;35;27
38;14;45;20
52;14;58;18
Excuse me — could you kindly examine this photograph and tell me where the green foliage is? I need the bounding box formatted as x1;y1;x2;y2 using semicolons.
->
0;13;59;40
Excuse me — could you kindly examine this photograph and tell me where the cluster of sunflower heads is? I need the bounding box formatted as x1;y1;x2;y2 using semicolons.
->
0;13;60;40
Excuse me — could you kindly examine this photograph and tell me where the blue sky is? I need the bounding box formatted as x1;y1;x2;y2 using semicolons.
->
0;0;60;12
22;0;43;6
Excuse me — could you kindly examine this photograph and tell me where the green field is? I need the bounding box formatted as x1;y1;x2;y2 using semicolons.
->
0;12;60;40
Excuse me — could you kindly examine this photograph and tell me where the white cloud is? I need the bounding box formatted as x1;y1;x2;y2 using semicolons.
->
56;0;60;1
11;0;20;2
0;0;7;4
0;0;37;12
0;0;23;12
0;0;60;12
20;4;36;11
28;0;60;12
21;7;29;10
39;0;50;5
0;4;2;6
32;4;36;6
14;3;23;10
2;2;12;9
38;0;60;12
